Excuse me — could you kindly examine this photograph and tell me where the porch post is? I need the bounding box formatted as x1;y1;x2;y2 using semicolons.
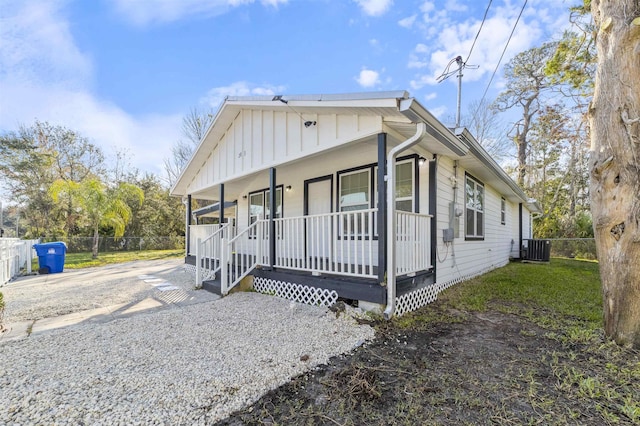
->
377;133;387;284
429;156;437;280
518;203;523;259
269;167;276;269
219;184;225;225
186;194;192;256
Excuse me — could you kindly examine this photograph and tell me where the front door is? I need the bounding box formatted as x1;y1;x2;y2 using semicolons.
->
304;176;333;269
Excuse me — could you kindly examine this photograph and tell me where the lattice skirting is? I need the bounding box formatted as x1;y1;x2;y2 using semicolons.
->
253;276;338;307
184;264;215;284
394;260;509;317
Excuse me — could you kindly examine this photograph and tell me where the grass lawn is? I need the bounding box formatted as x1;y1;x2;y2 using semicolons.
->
220;258;640;426
33;249;183;270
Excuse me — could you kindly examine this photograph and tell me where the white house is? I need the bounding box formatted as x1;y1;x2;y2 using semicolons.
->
170;91;538;318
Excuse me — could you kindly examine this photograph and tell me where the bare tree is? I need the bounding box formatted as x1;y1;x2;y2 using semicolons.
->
493;42;558;186
465;99;513;163
164;107;214;186
589;0;640;347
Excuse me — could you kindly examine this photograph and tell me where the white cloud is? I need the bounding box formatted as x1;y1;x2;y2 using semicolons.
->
354;0;393;17
415;43;429;53
424;92;437;101
0;0;183;176
445;0;467;12
398;14;416;29
108;0;288;26
355;68;381;88
429;106;447;119
420;1;435;13
201;81;287;108
407;54;428;69
0;0;92;90
406;0;567;90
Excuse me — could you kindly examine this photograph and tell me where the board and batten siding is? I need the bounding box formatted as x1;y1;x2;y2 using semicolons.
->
186;111;384;195
434;156;521;285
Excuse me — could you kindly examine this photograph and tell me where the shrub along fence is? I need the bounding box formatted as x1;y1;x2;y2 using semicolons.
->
41;236;185;254
547;238;597;261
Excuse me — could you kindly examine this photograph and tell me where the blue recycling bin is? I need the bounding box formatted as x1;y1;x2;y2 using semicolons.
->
33;242;67;274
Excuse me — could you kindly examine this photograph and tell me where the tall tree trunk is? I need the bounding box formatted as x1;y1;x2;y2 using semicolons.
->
92;227;100;259
590;0;640;347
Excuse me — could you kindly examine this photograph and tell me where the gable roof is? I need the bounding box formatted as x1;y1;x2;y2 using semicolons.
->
171;91;538;211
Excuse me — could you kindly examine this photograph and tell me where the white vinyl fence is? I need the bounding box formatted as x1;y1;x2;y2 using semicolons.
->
1;238;39;286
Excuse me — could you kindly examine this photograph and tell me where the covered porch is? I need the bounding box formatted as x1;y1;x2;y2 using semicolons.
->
187;206;434;303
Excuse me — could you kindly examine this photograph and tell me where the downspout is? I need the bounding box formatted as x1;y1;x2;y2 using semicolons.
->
383;122;427;320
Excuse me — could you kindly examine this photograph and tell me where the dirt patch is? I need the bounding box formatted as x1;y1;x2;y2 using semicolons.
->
217;308;640;425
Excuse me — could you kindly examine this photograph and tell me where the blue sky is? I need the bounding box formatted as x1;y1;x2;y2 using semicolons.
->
0;0;571;180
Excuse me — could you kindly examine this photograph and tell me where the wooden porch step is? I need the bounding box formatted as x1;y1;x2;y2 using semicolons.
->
202;277;222;295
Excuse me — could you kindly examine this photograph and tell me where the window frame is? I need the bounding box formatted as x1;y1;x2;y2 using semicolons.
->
248;185;283;236
500;197;506;226
465;173;485;241
336;155;420;240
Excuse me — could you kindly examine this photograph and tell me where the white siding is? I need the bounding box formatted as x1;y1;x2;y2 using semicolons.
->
434;157;520;285
186;111;384;195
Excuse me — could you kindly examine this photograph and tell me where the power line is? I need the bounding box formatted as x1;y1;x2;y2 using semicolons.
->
465;0;493;65
471;0;528;128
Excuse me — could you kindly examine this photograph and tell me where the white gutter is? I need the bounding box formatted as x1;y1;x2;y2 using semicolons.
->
383;122;427;320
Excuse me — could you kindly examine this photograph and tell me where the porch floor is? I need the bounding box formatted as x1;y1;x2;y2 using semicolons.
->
186;256;435;304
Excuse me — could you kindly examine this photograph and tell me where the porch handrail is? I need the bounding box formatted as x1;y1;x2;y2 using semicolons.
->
273;208;378;278
395;211;432;276
195;223;232;287
189;224;223;256
220;219;266;295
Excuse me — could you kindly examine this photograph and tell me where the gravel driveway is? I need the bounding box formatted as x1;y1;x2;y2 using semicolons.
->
0;261;375;424
2;258;197;323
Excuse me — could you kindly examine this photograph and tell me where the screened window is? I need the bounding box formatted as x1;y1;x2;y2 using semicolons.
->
465;175;484;239
500;198;506;225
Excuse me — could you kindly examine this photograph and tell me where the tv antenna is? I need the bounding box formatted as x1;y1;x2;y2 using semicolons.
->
436;56;478;129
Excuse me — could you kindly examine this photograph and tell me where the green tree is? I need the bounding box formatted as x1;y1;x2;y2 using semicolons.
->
50;178;144;258
0;121;105;238
545;1;595;93
124;173;185;239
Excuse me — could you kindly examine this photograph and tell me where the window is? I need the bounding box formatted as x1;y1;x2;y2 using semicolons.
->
338;157;419;238
339;168;371;238
339;169;370;212
465;174;484;239
501;198;506;225
373;159;417;212
248;186;282;229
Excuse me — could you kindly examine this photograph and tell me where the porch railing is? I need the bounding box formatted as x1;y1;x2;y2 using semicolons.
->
193;209;433;294
395;211;432;276
1;238;38;286
220;220;267;295
189;224;223;256
195;223;233;287
273;208;377;278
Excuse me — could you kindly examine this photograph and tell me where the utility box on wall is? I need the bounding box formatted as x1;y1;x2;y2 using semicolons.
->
449;202;463;238
443;228;454;242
